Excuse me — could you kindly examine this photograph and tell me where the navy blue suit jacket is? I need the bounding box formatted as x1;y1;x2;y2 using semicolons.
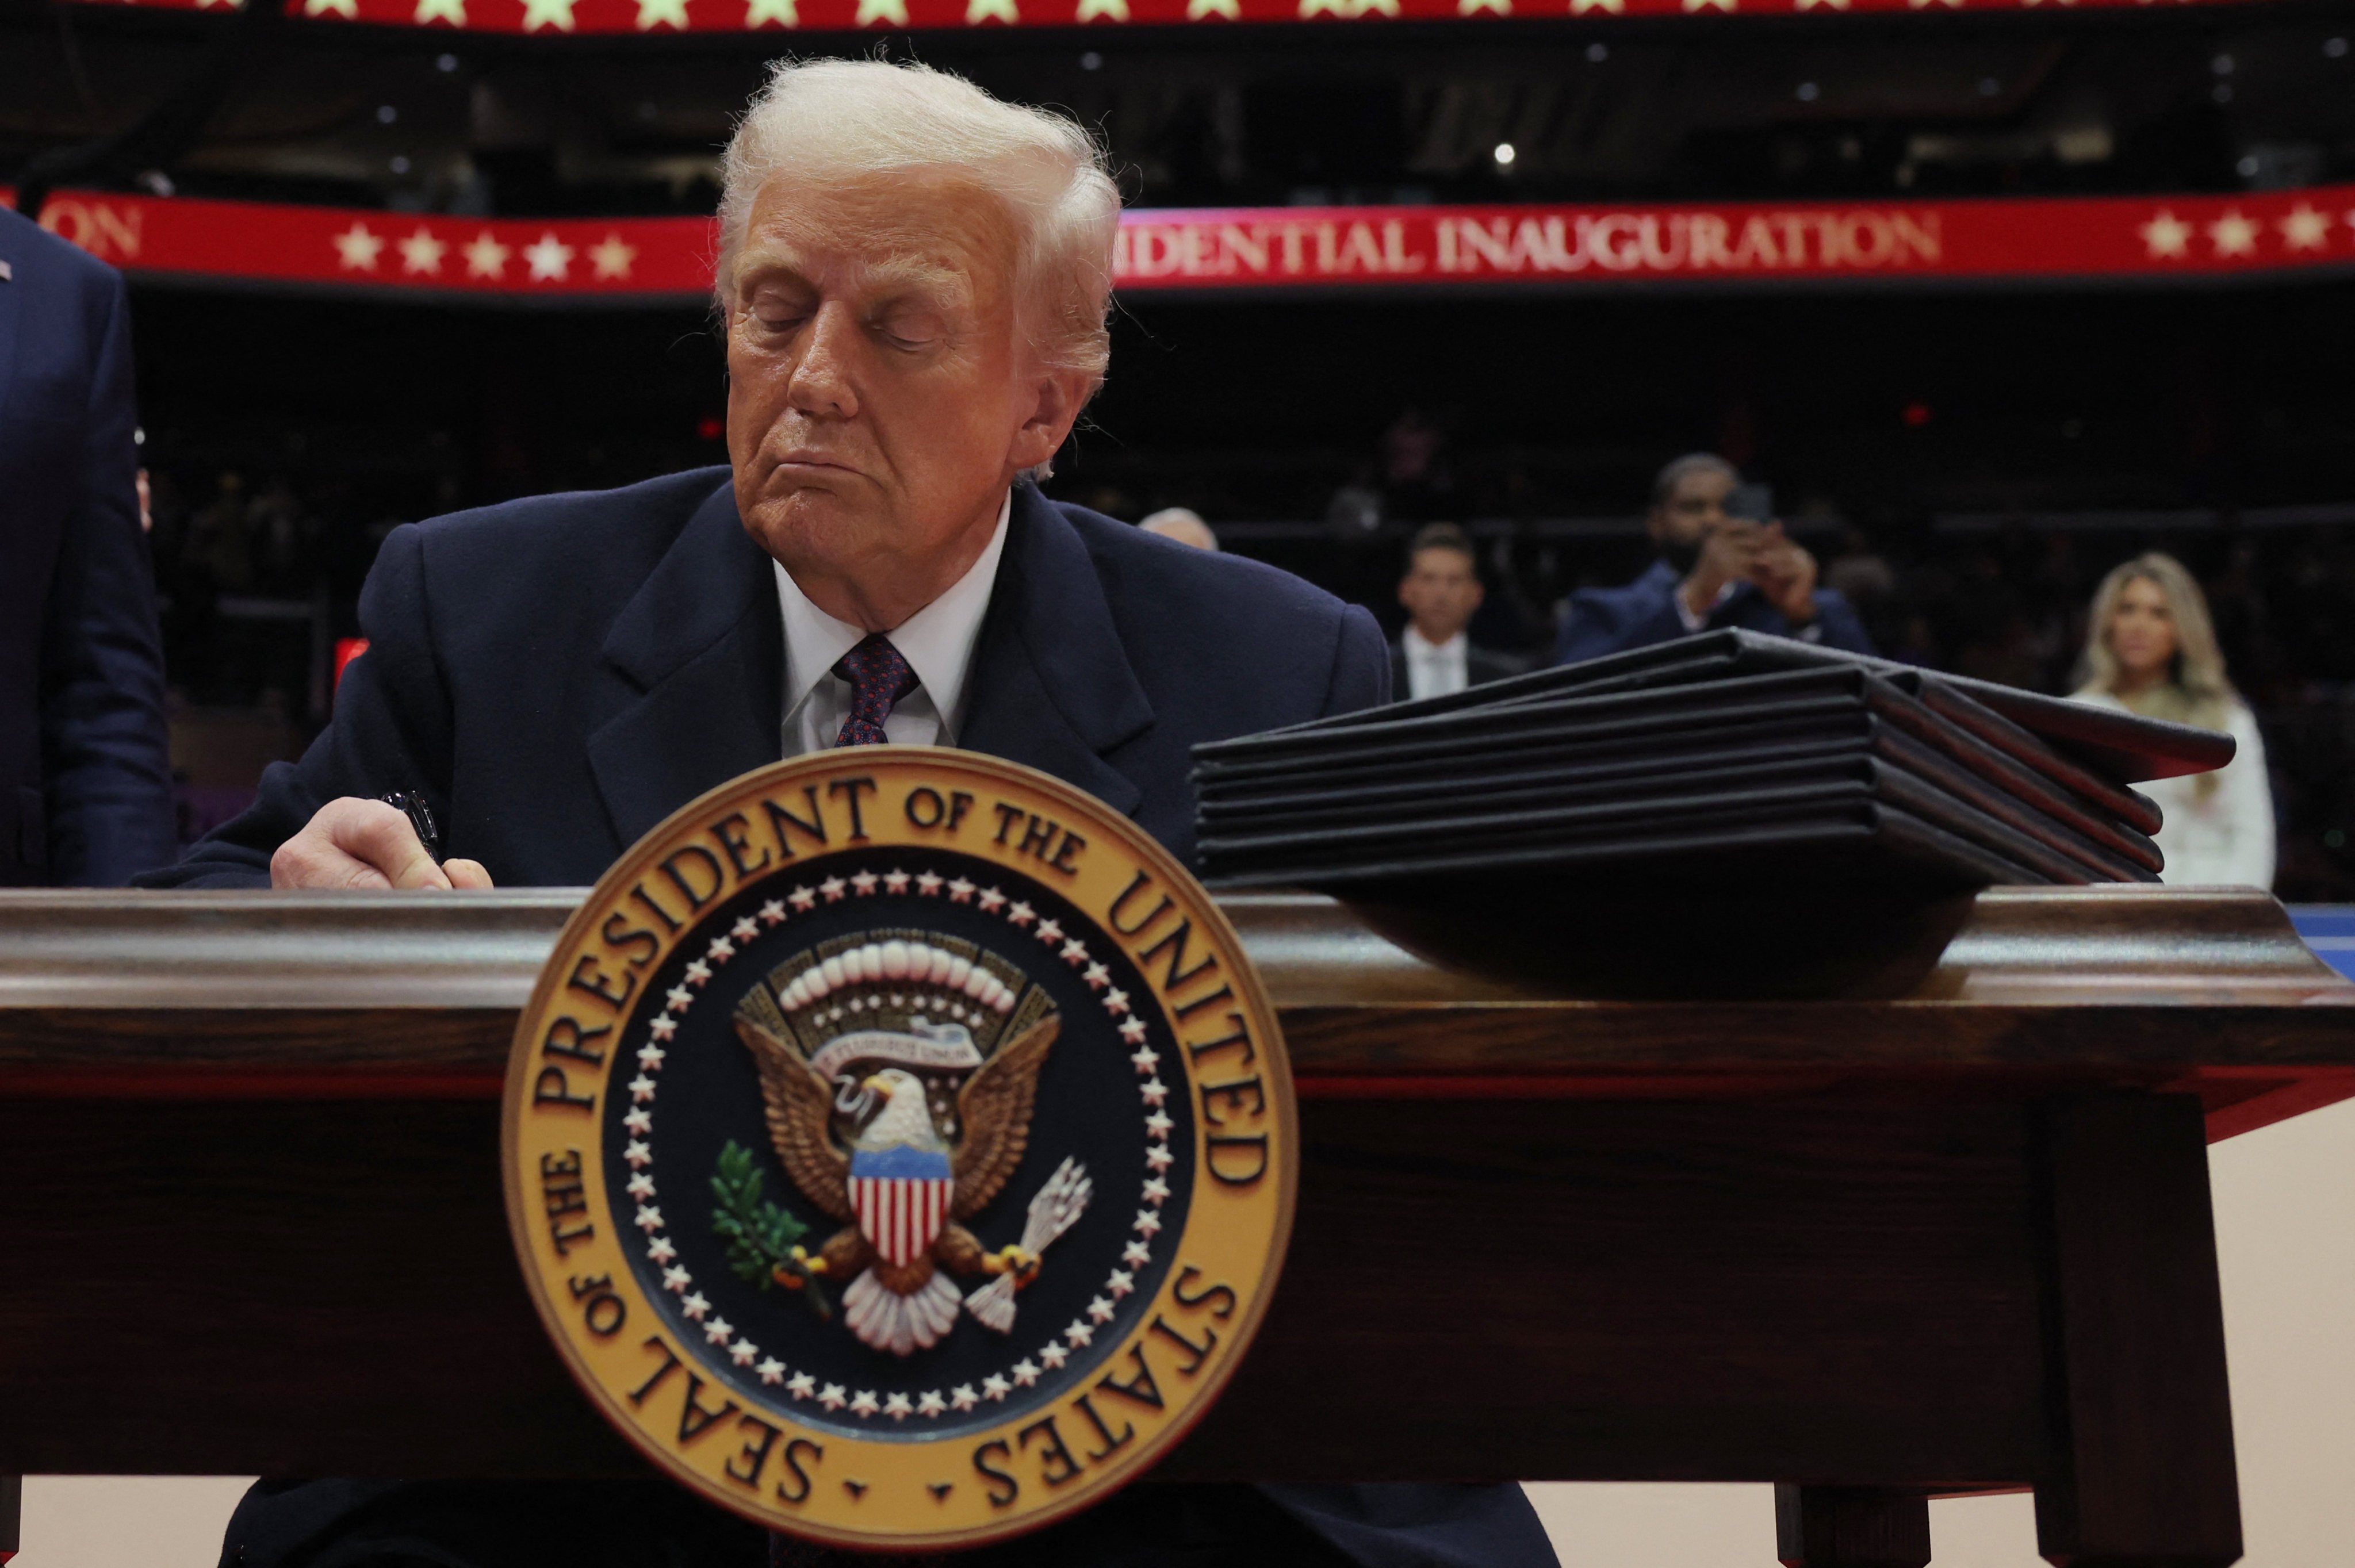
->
1555;559;1874;667
0;208;175;885
151;469;1389;887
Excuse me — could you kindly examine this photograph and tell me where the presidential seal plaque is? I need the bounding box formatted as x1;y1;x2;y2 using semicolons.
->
503;749;1296;1550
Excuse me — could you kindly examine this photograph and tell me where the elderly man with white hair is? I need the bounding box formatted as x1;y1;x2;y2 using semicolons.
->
148;57;1556;1568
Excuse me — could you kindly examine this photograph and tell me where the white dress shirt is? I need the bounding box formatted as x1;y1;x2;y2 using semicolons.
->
773;492;1010;757
2071;689;2276;889
1400;626;1471;701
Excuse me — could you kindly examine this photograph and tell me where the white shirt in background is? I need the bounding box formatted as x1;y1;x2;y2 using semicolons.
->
1401;625;1471;701
2072;689;2277;890
772;492;1010;757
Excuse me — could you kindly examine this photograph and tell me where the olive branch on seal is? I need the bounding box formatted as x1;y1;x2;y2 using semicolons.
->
711;1140;832;1320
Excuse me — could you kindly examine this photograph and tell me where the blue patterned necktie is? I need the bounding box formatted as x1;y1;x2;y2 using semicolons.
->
832;634;920;747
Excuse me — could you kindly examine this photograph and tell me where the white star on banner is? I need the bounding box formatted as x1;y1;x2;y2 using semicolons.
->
1457;0;1508;12
524;233;575;281
2138;210;2192;259
1076;0;1128;17
1906;0;1961;7
855;0;907;21
637;0;688;25
746;0;798;21
464;232;510;278
1681;0;1733;11
397;227;444;275
1297;0;1346;14
966;0;1017;18
1357;0;1400;12
332;223;385;272
1569;0;1623;13
2279;205;2331;252
2208;210;2258;258
302;0;357;15
1185;0;1239;14
415;0;465;23
1794;0;1849;9
521;0;575;25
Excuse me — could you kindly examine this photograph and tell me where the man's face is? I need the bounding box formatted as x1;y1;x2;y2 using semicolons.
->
725;170;1083;626
1397;546;1484;643
1647;467;1736;569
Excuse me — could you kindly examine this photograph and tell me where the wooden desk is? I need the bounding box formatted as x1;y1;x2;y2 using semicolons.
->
4;886;2351;1566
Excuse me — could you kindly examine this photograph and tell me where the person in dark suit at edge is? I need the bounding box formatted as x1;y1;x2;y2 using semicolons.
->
141;59;1558;1568
1391;522;1525;701
1554;452;1874;666
0;205;177;888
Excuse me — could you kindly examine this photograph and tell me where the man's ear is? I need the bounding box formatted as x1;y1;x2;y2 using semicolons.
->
1008;369;1092;476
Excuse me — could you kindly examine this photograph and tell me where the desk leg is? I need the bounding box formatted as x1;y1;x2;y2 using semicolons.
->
2033;1094;2241;1568
1776;1485;1932;1566
1;1474;19;1565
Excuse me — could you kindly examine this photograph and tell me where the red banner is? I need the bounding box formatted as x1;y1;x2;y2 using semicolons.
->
66;0;2268;26
26;186;2355;297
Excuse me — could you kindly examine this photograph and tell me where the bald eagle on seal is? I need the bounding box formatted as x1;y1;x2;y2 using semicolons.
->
732;1012;1058;1356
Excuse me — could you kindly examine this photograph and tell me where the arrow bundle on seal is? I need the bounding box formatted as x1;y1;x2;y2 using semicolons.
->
965;1156;1092;1333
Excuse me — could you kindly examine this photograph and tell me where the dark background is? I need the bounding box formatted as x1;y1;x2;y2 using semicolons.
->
9;0;2354;894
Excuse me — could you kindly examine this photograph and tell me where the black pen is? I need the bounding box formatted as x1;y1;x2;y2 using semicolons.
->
377;791;444;864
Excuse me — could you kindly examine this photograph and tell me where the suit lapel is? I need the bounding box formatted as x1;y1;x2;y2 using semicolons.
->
958;485;1153;818
586;477;785;848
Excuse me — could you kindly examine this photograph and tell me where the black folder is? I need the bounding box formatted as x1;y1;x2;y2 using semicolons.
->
1231;628;2233;785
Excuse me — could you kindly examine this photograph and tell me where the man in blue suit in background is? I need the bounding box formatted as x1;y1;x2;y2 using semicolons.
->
0;205;177;887
148;58;1557;1568
1555;452;1874;667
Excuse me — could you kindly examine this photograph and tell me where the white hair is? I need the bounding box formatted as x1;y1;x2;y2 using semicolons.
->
717;57;1121;401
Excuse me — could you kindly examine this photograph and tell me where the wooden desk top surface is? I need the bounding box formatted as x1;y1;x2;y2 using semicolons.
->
0;886;2348;1136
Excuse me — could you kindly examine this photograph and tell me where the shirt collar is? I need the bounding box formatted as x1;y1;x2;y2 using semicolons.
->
1401;625;1467;660
771;489;1012;739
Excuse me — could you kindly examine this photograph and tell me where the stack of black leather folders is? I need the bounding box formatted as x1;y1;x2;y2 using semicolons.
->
1191;631;2235;995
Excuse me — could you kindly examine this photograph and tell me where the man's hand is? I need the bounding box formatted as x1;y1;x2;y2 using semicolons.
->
1748;523;1821;626
270;798;494;890
1678;521;1767;622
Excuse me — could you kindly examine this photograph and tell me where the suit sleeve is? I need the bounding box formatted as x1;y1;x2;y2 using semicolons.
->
1804;590;1877;656
137;524;455;888
1554;585;1688;667
37;267;177;886
1320;603;1391;718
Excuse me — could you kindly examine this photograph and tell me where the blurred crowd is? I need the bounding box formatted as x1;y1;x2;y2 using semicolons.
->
132;446;2355;902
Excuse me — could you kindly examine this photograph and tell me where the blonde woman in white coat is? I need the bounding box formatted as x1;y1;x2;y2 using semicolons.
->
2071;552;2275;889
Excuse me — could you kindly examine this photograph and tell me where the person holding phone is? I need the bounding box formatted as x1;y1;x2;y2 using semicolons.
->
1553;452;1875;665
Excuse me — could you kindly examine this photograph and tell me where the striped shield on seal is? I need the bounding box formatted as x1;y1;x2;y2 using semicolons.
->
848;1144;956;1267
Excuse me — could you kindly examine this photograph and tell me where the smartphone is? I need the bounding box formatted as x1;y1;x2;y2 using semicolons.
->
1725;482;1775;524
